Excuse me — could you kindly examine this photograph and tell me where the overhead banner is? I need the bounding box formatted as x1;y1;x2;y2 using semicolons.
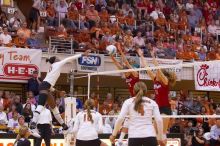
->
77;54;104;72
194;61;220;91
139;58;183;80
0;47;42;83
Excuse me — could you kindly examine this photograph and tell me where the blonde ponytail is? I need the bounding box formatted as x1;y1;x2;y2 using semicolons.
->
133;82;147;115
84;99;95;123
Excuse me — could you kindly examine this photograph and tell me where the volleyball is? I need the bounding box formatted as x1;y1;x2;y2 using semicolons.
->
106;45;117;55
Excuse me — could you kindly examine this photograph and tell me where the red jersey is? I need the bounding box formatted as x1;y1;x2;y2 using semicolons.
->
126;75;139;96
154;80;170;108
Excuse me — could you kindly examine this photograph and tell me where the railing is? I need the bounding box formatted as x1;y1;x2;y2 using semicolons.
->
48;36;74;54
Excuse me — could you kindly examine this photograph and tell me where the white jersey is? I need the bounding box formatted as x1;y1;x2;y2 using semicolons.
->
72;110;103;141
43;54;82;87
113;97;163;139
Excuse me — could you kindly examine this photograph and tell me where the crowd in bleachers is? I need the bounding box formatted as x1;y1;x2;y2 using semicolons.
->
42;0;220;61
0;0;219;60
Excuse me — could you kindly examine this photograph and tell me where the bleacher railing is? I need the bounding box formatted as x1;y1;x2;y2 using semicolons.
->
48;36;74;54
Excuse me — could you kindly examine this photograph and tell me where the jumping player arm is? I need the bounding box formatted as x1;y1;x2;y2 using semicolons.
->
136;48;155;80
153;102;164;141
151;53;168;85
112;100;129;137
58;54;82;66
118;45;138;77
110;55;123;70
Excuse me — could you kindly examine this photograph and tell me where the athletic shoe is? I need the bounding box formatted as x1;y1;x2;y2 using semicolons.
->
30;122;37;129
29;128;41;138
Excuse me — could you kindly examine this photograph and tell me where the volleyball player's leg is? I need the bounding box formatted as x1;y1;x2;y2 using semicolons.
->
47;93;68;130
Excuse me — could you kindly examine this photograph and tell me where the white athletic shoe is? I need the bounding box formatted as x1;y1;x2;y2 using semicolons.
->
29;128;41;138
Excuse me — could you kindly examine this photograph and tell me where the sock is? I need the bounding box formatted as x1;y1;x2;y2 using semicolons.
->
118;132;126;143
52;106;64;125
32;105;44;123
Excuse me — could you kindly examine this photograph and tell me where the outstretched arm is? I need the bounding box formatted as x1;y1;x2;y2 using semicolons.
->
136;48;155;80
110;55;123;70
151;52;168;85
117;45;138;77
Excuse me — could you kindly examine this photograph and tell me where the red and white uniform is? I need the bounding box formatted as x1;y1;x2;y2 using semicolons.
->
125;75;139;96
153;79;170;108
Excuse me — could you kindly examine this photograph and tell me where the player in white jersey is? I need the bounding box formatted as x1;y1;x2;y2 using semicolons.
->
110;81;166;146
31;52;88;132
72;99;107;146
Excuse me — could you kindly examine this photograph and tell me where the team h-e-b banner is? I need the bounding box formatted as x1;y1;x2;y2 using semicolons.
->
77;54;104;72
194;61;220;91
0;47;42;83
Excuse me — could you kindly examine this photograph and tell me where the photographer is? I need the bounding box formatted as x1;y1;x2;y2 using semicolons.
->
191;128;205;146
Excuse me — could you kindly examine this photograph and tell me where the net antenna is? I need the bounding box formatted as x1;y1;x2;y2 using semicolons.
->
87;60;220;99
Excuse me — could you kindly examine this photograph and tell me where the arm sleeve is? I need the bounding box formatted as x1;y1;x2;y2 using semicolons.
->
58;54;82;66
112;100;129;136
72;114;80;136
210;126;218;140
97;113;103;134
153;102;164;140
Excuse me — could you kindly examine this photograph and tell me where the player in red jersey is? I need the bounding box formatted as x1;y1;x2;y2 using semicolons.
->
110;45;139;145
110;44;139;96
137;48;177;140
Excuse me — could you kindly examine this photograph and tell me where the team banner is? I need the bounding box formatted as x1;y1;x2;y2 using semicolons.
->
139;58;183;80
194;61;220;91
77;54;104;72
0;47;42;83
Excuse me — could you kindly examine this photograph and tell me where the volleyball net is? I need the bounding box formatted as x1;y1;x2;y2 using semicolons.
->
82;59;220;118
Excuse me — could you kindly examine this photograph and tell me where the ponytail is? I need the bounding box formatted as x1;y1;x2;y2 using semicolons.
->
87;107;94;123
133;82;147;115
46;56;56;64
84;99;95;123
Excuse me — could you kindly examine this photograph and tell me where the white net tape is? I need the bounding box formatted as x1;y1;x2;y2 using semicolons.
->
101;115;220;118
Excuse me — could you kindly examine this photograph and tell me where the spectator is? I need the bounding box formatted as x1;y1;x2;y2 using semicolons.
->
0;12;9;27
29;0;43;32
190;128;205;146
0;27;12;46
103;118;113;134
18;116;28;128
7;111;19;132
86;4;100;28
150;6;165;20
9;11;22;31
46;1;56;26
99;101;111;115
2;91;11;111
14;95;23;115
66;3;78;29
26;32;41;48
210;119;220;146
22;103;33;123
8;104;19;119
124;11;135;30
0;104;8;125
0;90;3;105
27;70;42;96
17;22;31;40
133;31;146;49
56;0;68;26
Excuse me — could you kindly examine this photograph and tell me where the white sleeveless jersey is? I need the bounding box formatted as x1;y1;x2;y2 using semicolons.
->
43;54;82;86
72;110;103;140
116;97;163;138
